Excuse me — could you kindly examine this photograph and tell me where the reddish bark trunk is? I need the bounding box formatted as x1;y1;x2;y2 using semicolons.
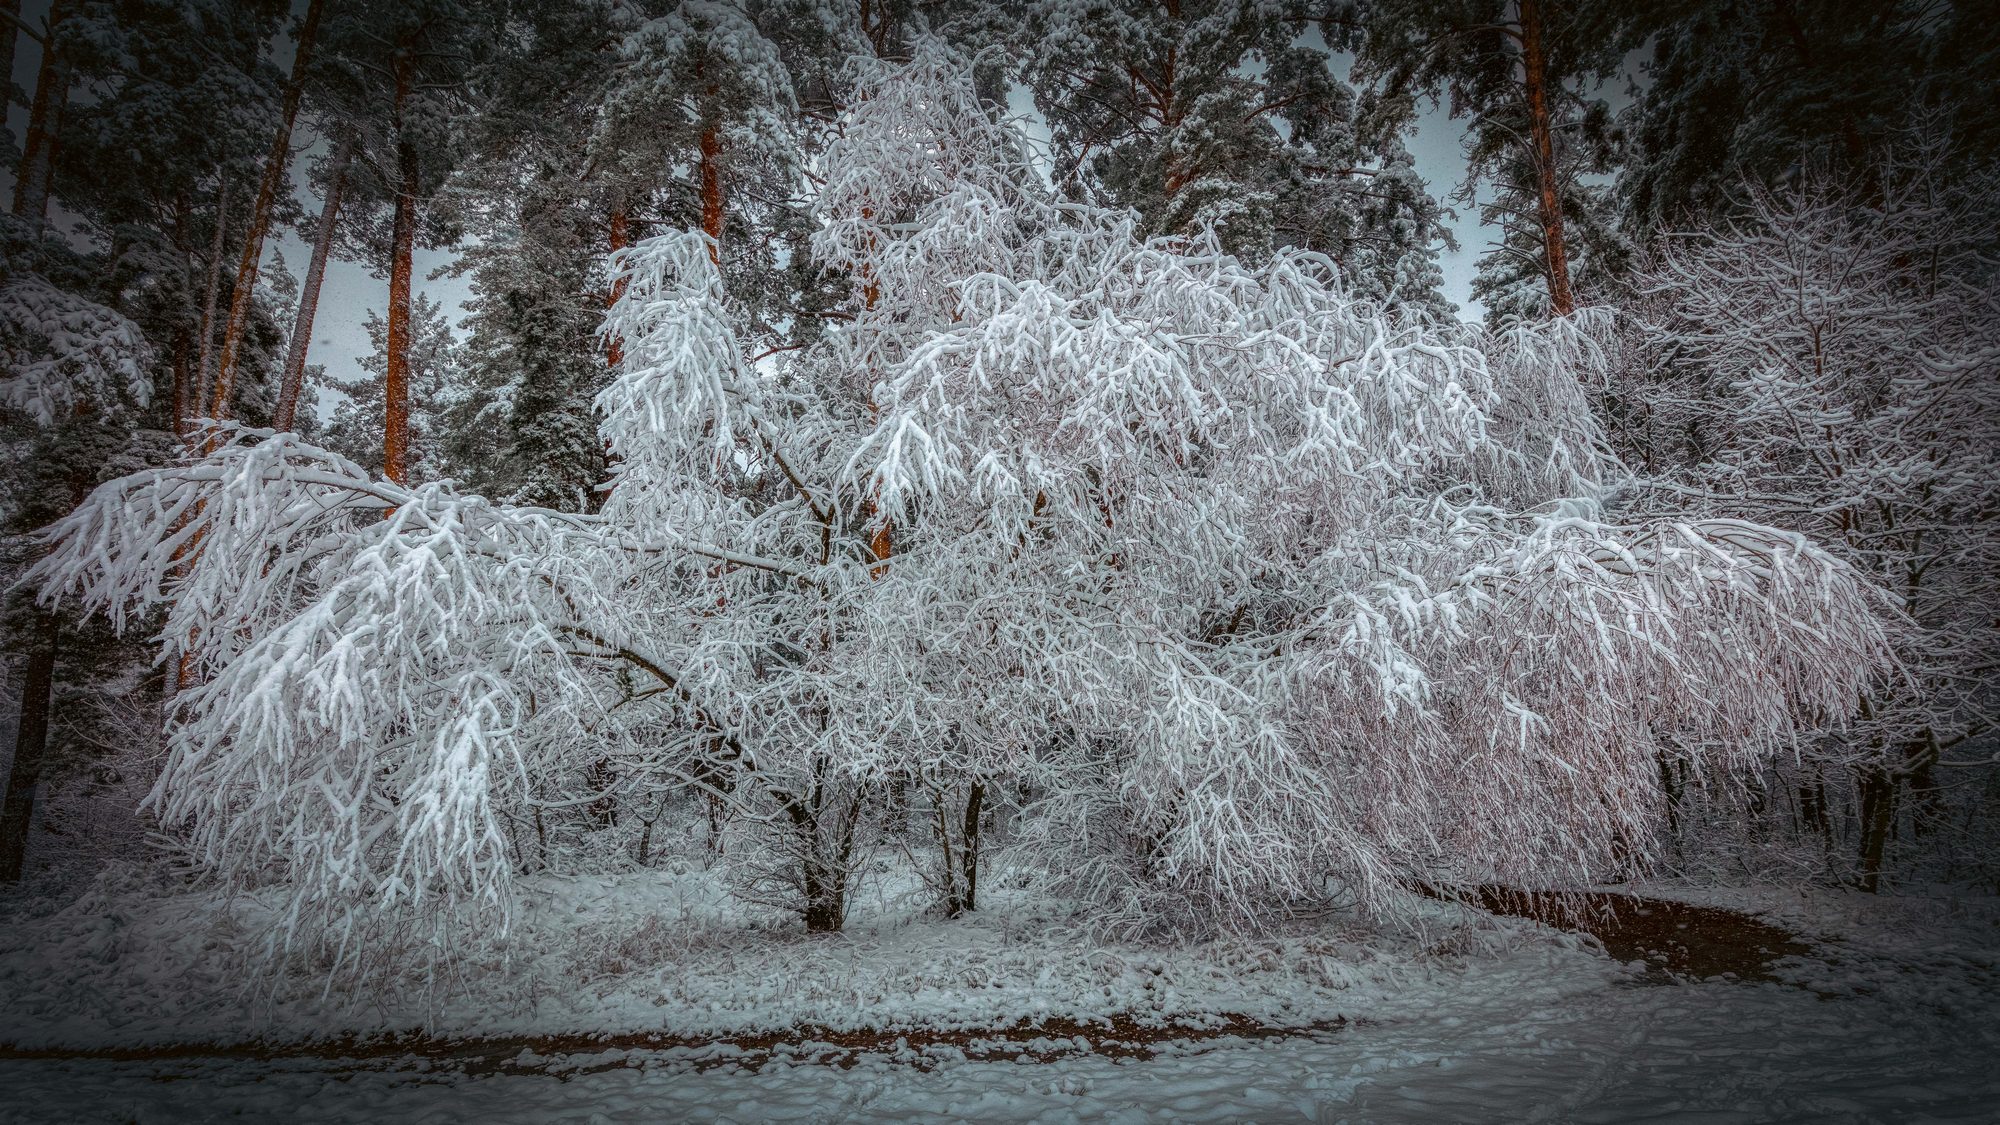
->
3;0;22;117
383;56;418;486
170;330;191;438
605;203;630;368
868;521;893;578
273;129;354;432
11;0;69;224
858;204;893;576
210;0;326;420
194;180;230;420
699;122;723;263
1518;0;1574;317
0;615;58;881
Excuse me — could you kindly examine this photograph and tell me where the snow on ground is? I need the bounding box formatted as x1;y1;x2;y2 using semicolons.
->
0;859;1587;1049
4;959;1996;1124
2;865;1996;1122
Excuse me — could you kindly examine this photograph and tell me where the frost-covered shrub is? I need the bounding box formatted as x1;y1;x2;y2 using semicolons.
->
1616;130;2000;891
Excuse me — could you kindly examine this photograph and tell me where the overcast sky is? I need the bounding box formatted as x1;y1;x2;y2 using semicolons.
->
7;11;1489;419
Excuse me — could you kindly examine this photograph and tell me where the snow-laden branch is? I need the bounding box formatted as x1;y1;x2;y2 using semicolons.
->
0;276;154;425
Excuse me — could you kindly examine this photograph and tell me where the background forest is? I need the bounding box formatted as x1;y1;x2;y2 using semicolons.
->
0;0;1996;981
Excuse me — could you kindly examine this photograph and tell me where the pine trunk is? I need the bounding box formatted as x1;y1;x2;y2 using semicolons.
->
0;615;59;882
383;57;418;486
3;0;21;115
10;0;68;224
699;121;723;263
170;330;191;438
194;180;230;420
605;203;630;368
1518;0;1575;317
273;129;355;432
209;0;326;419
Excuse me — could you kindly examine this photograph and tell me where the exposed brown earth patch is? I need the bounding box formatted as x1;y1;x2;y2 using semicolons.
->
0;1013;1352;1076
1465;885;1813;981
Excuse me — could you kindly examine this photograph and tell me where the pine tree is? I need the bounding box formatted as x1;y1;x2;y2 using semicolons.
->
1620;0;1998;230
208;0;327;421
316;0;484;485
317;293;465;484
48;0;294;424
1358;0;1643;320
0;3;294;880
447;0;807;510
0;231;161;881
1015;0;1454;311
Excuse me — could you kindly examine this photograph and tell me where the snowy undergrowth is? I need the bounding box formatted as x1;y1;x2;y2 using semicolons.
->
0;857;1619;1051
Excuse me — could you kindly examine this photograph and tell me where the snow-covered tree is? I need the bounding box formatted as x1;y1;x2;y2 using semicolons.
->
0;270;158;881
32;40;1900;969
47;0;295;430
1619;137;2000;889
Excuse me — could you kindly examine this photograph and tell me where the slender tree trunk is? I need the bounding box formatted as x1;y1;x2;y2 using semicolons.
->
698;120;723;263
209;0;326;419
1517;0;1574;317
194;180;230;421
943;780;984;916
383;56;418;486
605;202;630;368
3;0;22;113
0;615;58;882
1908;729;1942;838
170;330;191;438
10;0;68;225
273;128;354;432
784;766;863;933
858;205;894;575
1798;772;1832;852
1856;764;1896;893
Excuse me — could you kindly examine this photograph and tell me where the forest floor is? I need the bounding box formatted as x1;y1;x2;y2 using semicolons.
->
1;865;1995;1121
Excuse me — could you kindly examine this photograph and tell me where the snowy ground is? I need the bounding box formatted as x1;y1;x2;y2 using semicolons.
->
2;864;1995;1123
6;963;1996;1124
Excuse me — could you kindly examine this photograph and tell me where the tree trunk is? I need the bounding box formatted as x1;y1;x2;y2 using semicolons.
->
605;203;630;368
1656;750;1682;849
3;0;22;114
1517;0;1575;317
784;769;862;933
194;179;230;421
209;0;326;420
383;56;418;487
698;121;723;263
10;0;68;225
1798;772;1832;852
0;615;58;882
1856;765;1896;893
273;128;355;432
801;871;845;932
941;780;984;916
170;330;191;438
585;756;617;829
